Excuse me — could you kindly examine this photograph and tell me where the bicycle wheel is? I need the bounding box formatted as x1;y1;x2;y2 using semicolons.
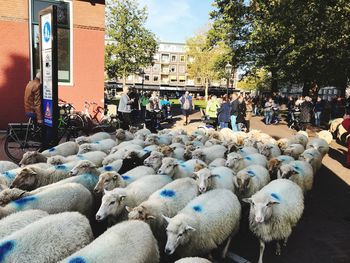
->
4;132;41;163
61;114;89;141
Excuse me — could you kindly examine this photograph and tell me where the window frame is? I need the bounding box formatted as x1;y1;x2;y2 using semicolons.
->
29;0;73;85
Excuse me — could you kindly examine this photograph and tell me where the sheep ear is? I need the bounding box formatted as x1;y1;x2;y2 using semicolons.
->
125;206;132;213
146;215;156;220
162;215;171;224
112;173;120;180
185;225;196;232
267;201;280;206
209;173;219;178
190;172;198;179
242;198;253;205
119;195;126;202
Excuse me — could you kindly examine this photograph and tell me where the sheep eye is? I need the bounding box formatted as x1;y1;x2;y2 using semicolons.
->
110;201;116;205
105;180;110;183
178;233;183;237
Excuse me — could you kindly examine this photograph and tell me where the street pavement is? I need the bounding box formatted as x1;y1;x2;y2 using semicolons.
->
0;112;349;263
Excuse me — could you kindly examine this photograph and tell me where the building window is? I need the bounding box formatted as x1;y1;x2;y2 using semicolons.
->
170;75;177;82
179;65;186;74
152;64;160;72
161;54;170;63
180;55;185;62
171;55;176;62
170;65;176;73
153;76;159;82
145;75;150;81
179;76;186;83
31;0;72;83
196;77;201;83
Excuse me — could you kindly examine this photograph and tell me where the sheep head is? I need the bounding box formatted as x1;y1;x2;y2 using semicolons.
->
115;129;126;140
0;188;27;206
267;158;282;180
157;145;174;157
47;155;66;165
225;153;242;170
78;144;92;154
277;164;297;179
192;168;217;193
127;205;156;221
70;160;97;176
11;167;38;191
144;152;163;170
94;171;123;194
95;190;126;222
234;171;253;195
19;151;47;166
158;157;178;177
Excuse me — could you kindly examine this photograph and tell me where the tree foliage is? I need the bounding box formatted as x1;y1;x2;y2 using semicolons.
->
209;0;350;96
186;31;230;100
105;0;158;83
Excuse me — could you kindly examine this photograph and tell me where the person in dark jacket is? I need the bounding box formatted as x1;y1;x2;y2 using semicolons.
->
217;95;232;129
230;93;239;131
237;96;247;131
313;96;323;127
299;96;313;130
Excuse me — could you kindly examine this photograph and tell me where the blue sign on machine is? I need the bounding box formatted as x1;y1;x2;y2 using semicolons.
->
43;22;51;43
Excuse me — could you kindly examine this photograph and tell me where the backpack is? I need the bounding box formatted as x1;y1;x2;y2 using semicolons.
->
183;97;190;110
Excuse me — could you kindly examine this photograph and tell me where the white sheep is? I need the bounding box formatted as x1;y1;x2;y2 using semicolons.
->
0;188;29;206
47;150;107;167
298;148;323;173
277;160;314;193
191;145;227;164
0;183;93;219
95;174;172;225
257;142;281;159
237;146;259;157
163;189;241;258
192;167;235;193
144;134;172;146
10;163;77;190
0;209;49;239
292;133;308;147
175;258;212;263
329;118;343;134
42;141;79;157
78;138;117;154
144;151;164;171
0;212;93;263
267;155;295;180
111;139;145;152
225;153;267;173
69;160;100;177
134;127;152;138
307;138;329;157
102;145;143;165
208;158;226;169
0;161;19;173
19;151;47;166
76;131;111;145
98;159;123;174
172;135;190;144
60;220;159;263
234;165;270;199
243;179;304;263
158;158;207;179
115;128;134;142
128;178;199;245
157;145;185;160
204;138;222;147
283;143;305;159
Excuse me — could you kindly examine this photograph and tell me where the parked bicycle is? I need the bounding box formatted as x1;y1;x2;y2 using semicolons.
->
4;101;87;163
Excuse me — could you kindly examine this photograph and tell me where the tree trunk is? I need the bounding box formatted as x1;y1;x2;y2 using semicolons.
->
122;70;126;87
302;81;311;97
205;79;209;101
271;69;278;95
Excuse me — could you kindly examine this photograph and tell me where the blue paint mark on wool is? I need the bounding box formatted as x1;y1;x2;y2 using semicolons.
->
13;196;36;207
143;149;151;153
48;147;56;152
244;156;252;161
160;189;176;198
68;257;87;263
56;165;67;170
76;154;84;160
192;205;203;212
122;175;131;180
93;141;100;144
271;193;281;201
0;240;15;262
3;171;15;179
104;166;113;171
247;170;255;177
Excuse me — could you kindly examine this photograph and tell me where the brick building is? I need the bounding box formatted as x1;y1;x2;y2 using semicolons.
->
0;0;105;130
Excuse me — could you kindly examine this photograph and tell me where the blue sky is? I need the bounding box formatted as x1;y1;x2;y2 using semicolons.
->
137;0;215;43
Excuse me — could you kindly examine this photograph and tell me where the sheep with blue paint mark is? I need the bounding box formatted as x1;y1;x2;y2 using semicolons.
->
42;141;79;157
0;210;49;239
97;159;123;174
111;139;145;153
47;151;107;167
19;151;47;166
277;160;314;193
225;152;267;173
257;143;281;160
127;178;199;245
208;158;226;169
102;145;143;165
191;145;228;164
95;174;172;225
0;211;93;263
144;151;164;171
60;220;159;263
75;131;111;145
237;146;259;157
0;187;28;206
175;258;212;263
283;143;305;159
69;160;100;177
0;161;19;173
144;134;172;146
234;165;270;199
158;158;207;179
163;189;241;259
267;155;295;180
0;183;93;219
306;138;329;157
298;148;323;173
78;138;117;154
192;167;235;193
243;179;304;263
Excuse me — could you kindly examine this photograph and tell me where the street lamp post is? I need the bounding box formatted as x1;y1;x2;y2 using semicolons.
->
138;69;145;94
225;62;232;96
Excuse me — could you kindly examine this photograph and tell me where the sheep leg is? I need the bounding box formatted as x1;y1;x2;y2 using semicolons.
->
207;253;213;261
283;237;289;247
258;239;265;263
221;236;232;258
276;241;281;256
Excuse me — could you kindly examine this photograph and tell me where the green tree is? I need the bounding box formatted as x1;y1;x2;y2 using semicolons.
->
186;31;229;100
237;68;270;91
105;0;158;85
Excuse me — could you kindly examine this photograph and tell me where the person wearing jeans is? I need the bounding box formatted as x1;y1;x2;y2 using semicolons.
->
313;97;323;127
230;93;239;131
264;98;273;125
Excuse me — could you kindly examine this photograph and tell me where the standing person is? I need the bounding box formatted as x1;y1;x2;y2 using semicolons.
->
236;95;247;131
341;111;350;168
217;95;232;129
206;95;220;129
24;72;42;124
287;96;295;127
313;96;323;127
230;93;239;131
299;96;313;131
264;98;273;125
128;87;140;127
245;97;253;131
117;86;134;130
139;92;149;124
179;91;193;126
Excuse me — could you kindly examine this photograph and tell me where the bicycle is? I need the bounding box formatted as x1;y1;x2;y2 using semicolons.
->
4;102;88;163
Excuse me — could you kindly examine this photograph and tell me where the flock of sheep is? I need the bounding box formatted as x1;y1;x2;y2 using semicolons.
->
0;125;331;263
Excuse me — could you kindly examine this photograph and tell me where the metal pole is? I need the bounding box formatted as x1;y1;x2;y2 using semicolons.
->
226;76;229;96
142;75;144;94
